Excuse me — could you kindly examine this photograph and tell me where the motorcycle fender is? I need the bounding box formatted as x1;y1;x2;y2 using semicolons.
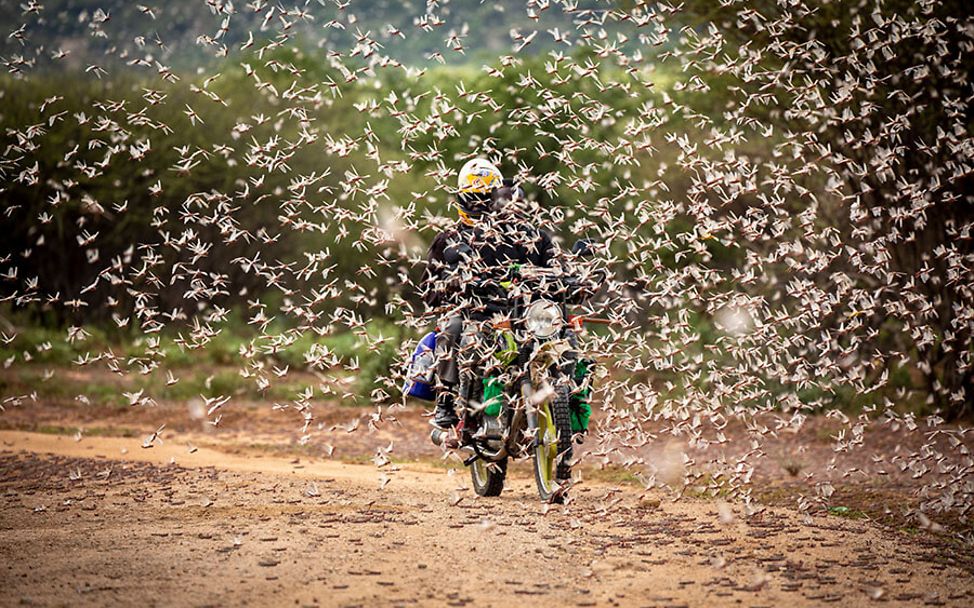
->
527;339;570;385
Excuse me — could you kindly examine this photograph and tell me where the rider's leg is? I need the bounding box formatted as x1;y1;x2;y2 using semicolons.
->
432;390;459;429
432;315;462;429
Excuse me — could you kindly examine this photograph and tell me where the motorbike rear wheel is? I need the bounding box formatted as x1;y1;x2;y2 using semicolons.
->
471;456;507;496
533;383;573;503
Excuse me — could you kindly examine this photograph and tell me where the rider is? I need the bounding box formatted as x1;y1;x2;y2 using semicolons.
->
421;158;557;430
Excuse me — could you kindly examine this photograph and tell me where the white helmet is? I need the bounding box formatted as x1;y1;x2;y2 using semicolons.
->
457;158;503;194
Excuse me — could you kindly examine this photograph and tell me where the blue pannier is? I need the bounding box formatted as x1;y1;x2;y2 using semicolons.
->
403;331;437;401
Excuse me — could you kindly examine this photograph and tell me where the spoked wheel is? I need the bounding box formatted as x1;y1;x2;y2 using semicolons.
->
533;383;573;503
470;456;507;497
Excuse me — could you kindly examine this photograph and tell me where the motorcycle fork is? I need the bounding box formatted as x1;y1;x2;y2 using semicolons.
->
516;341;542;447
521;377;538;446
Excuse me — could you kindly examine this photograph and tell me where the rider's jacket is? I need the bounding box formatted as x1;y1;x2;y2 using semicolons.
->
421;213;556;308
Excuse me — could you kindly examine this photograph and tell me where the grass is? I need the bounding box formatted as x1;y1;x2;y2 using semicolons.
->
1;363;353;409
19;423;140;438
5;368;130;407
827;505;870;520
0;320;397;369
0;318;407;405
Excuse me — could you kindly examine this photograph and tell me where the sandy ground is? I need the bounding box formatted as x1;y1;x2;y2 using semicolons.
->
2;430;973;608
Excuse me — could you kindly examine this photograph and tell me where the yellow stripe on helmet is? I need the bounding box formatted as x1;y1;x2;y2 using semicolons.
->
457;207;476;226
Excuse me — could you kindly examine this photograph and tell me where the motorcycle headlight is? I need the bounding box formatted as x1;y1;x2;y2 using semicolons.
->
525;299;562;338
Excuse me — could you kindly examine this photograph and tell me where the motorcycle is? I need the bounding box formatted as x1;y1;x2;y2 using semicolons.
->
428;240;602;503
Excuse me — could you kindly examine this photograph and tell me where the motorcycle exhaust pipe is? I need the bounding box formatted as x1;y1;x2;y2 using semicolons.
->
430;428;482;460
430;428;470;452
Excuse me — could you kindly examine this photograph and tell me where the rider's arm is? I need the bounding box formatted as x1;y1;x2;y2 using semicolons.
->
421;231;449;307
536;228;557;268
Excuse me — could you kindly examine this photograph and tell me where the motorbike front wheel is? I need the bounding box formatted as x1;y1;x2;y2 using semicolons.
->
533;383;573;503
471;456;507;497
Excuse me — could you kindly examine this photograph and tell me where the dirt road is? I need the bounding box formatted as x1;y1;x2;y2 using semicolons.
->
1;430;971;607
